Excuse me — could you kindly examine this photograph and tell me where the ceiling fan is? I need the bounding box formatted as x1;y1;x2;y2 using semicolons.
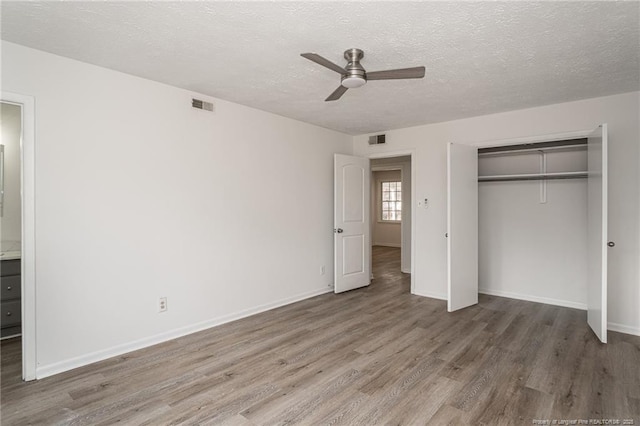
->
300;48;425;101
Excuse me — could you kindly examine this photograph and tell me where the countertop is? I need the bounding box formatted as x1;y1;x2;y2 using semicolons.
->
1;241;21;261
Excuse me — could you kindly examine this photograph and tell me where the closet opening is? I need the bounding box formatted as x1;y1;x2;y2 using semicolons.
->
477;138;590;311
448;126;609;342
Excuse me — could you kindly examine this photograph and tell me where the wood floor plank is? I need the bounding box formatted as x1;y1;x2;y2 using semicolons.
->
349;355;447;425
244;368;365;425
438;329;496;378
427;403;467;425
471;359;551;425
378;374;462;425
450;345;513;413
2;246;639;425
294;387;370;425
430;319;488;362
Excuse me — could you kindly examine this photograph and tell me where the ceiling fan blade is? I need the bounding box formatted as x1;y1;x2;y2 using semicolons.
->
366;66;426;80
301;53;346;75
325;85;348;101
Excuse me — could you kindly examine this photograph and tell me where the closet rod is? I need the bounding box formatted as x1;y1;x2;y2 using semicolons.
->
478;144;587;157
478;171;588;182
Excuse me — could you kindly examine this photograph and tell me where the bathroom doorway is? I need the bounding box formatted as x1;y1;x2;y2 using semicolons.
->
1;93;36;381
1;102;23;339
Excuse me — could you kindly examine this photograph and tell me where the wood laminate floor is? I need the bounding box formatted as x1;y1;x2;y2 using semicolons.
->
2;246;639;425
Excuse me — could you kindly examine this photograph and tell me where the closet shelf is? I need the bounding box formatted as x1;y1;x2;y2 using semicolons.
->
478;171;588;182
478;138;587;157
478;144;587;157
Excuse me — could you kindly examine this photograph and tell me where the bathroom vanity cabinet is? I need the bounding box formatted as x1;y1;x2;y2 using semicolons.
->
1;259;21;338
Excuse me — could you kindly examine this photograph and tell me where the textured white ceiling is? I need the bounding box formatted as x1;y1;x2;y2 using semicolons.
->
2;1;639;135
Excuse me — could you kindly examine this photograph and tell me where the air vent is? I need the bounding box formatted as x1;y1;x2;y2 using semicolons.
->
192;98;214;111
368;134;386;145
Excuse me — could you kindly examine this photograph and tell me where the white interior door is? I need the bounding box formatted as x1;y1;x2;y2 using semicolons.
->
587;124;608;343
334;154;371;293
447;143;478;312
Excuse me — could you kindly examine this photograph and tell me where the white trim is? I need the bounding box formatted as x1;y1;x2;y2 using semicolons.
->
401;268;410;274
373;242;401;248
36;287;332;379
410;153;415;292
413;290;447;301
608;322;640;337
478;288;587;310
1;92;36;381
369;149;414;159
367;149;416;293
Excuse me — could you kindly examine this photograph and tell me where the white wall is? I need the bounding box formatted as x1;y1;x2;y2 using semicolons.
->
372;170;402;247
1;42;352;377
478;150;588;309
0;102;22;242
354;91;640;335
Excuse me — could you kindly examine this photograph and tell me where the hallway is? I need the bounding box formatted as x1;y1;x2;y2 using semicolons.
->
371;245;408;292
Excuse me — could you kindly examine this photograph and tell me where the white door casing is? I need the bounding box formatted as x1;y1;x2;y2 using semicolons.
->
334;154;371;293
447;143;478;312
587;124;608;343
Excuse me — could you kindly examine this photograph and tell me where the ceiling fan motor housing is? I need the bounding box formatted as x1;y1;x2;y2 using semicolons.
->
341;48;366;88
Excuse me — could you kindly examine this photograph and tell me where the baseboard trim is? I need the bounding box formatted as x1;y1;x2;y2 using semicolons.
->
413;290;447;301
372;243;401;248
36;287;333;379
608;322;640;337
478;288;587;310
401;268;411;274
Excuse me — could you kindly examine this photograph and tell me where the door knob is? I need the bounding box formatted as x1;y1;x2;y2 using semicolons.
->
334;228;344;233
607;241;615;247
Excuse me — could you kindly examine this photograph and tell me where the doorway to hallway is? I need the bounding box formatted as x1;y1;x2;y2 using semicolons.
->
370;155;412;288
371;246;409;294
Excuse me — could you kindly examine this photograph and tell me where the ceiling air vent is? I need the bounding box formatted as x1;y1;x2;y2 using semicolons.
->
368;134;386;145
192;98;214;111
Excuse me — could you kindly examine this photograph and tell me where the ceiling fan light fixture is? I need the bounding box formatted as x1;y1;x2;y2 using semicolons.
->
341;75;366;88
301;48;425;101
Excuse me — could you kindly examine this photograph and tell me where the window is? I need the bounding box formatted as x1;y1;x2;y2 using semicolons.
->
381;181;402;221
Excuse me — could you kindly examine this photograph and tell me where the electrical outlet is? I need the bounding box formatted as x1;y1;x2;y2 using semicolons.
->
320;265;325;275
158;297;168;313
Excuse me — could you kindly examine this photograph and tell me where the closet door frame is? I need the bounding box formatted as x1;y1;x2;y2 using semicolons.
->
466;127;607;336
